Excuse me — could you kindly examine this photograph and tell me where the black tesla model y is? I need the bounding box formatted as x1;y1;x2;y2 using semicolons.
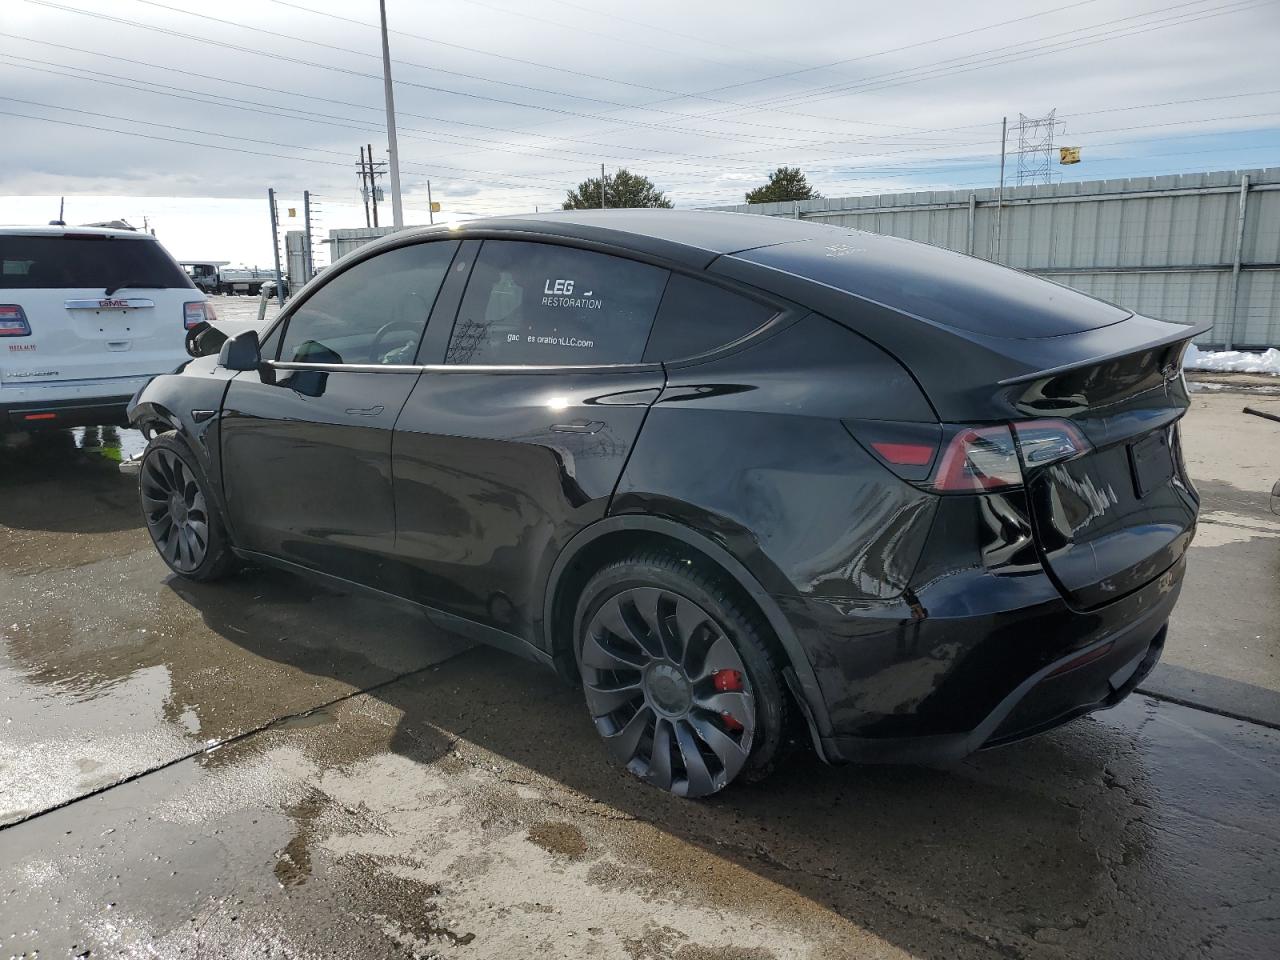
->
130;210;1202;797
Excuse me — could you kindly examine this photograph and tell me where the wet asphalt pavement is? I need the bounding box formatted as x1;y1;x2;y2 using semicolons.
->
1;391;1278;959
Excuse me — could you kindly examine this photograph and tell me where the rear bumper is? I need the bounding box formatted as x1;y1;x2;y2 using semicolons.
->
1;394;133;430
778;555;1184;766
1;373;163;430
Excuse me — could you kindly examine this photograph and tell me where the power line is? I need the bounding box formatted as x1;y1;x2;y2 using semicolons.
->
23;0;905;145
0;94;575;190
4;52;1274;196
651;0;1106;101
561;0;1263;149
446;0;767;75
659;0;1272;164
497;0;812;70
258;0;916;131
0;48;975;167
0;40;830;168
719;0;1261;114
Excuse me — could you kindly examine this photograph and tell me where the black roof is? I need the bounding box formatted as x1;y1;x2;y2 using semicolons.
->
433;209;1128;339
350;209;1199;421
403;209;841;269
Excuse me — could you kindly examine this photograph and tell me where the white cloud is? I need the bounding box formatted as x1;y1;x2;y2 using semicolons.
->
1;0;1276;263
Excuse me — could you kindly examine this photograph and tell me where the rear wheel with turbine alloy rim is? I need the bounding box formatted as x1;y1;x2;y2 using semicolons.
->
139;432;236;581
575;551;789;798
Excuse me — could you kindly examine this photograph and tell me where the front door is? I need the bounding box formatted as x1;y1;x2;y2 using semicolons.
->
220;239;459;589
392;238;670;648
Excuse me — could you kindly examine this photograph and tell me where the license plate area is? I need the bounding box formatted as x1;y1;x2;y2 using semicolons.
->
1129;430;1174;499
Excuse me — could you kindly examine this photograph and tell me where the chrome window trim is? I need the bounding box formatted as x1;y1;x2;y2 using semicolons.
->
265;360;662;375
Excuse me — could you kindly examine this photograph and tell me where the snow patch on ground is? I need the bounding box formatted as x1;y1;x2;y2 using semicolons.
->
1185;344;1280;375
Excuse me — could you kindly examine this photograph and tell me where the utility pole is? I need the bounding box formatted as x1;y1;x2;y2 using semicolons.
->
368;142;381;230
427;180;434;225
994;116;1007;264
600;163;606;209
267;188;284;307
358;146;371;228
368;142;381;228
378;0;404;229
303;190;314;284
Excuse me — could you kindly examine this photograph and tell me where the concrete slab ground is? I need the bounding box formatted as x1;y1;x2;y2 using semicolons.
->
0;390;1277;959
1149;390;1280;725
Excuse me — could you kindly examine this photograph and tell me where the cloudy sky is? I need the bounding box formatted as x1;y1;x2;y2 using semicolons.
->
2;0;1277;266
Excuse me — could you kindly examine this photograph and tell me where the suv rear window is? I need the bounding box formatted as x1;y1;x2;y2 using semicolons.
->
0;235;192;291
731;234;1129;339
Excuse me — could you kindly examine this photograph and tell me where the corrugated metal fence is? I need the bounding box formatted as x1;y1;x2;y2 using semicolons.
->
327;226;405;263
715;167;1280;349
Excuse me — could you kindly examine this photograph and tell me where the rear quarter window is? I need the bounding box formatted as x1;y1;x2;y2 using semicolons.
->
643;275;779;362
0;235;192;291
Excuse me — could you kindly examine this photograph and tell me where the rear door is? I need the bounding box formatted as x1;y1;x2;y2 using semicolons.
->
219;239;458;587
392;238;669;646
0;233;194;386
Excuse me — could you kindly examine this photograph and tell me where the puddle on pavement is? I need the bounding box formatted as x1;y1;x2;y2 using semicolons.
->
2;658;1277;959
71;425;148;463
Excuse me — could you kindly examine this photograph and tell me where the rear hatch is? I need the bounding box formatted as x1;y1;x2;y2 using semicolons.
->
1007;338;1198;609
718;231;1205;609
0;232;196;386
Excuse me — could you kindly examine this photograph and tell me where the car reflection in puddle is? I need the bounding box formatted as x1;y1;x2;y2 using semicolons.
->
72;425;148;464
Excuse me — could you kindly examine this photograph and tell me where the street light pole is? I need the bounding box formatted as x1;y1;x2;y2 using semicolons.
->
378;0;404;229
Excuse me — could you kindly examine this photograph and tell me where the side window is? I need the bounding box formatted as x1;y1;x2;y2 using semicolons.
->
278;240;458;365
445;240;668;366
642;274;779;362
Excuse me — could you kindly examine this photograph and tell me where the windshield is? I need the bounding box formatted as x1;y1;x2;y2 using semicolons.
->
0;235;193;291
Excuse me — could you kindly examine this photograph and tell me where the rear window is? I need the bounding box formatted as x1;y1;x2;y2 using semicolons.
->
731;234;1129;339
0;235;192;291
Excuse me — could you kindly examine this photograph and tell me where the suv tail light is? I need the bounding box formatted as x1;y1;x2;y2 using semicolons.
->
183;300;218;329
0;304;31;336
932;425;1022;493
1011;419;1091;467
845;417;1092;494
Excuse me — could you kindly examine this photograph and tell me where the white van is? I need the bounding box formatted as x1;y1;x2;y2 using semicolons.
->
0;226;214;430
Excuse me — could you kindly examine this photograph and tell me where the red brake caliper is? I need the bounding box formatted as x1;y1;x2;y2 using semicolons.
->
711;669;745;732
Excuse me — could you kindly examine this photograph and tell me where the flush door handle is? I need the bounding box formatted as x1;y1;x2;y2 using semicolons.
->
551;420;605;434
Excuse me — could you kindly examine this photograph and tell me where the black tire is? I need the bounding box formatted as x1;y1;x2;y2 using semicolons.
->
138;432;237;582
574;549;790;798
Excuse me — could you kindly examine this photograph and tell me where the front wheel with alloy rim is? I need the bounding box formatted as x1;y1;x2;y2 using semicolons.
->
139;433;236;581
575;551;789;798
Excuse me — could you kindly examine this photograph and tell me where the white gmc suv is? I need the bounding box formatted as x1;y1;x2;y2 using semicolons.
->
0;226;214;431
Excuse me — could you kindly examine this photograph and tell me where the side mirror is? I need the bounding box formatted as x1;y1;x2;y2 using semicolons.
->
218;329;261;371
185;320;227;359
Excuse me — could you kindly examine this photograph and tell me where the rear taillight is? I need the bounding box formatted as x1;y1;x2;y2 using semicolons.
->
932;425;1022;493
1012;418;1091;467
183;300;217;329
846;416;1092;494
0;304;31;336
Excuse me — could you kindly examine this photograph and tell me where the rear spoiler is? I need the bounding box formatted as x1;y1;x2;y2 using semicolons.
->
997;319;1212;386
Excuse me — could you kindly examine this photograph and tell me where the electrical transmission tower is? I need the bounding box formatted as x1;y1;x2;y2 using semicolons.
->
1016;110;1057;186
